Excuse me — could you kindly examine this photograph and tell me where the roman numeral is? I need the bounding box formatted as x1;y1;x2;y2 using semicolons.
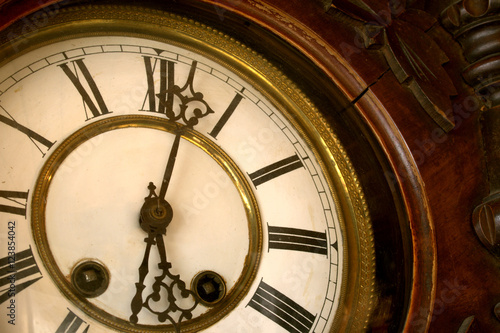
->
0;190;28;217
56;308;90;333
0;247;42;303
0;105;55;155
141;57;198;115
248;280;316;333
59;59;110;119
248;154;304;187
268;226;328;255
142;56;173;113
208;93;244;139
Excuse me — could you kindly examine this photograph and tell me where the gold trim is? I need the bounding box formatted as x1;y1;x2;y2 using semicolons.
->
31;115;262;332
1;4;376;331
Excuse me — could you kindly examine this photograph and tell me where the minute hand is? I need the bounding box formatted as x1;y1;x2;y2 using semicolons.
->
159;130;182;200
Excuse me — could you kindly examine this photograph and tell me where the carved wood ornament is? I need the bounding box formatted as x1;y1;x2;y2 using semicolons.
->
442;0;500;257
0;0;499;332
328;0;458;131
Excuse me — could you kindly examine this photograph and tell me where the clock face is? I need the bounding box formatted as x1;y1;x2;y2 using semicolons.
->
0;6;373;333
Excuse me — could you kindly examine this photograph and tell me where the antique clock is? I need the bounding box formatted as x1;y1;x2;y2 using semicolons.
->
1;0;499;333
0;2;378;333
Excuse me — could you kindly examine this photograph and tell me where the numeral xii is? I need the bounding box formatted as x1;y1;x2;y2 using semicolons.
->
142;57;198;114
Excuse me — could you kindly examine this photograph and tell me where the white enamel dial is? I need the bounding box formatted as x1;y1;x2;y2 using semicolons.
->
0;31;344;333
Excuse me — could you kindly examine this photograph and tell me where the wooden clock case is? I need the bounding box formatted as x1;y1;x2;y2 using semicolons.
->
0;0;498;332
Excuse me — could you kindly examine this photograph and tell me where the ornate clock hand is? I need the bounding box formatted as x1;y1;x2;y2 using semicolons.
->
159;130;181;200
130;59;219;329
130;182;199;330
130;183;174;325
129;232;154;324
130;136;199;330
147;233;199;330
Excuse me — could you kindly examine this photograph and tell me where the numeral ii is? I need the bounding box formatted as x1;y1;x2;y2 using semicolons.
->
249;154;304;187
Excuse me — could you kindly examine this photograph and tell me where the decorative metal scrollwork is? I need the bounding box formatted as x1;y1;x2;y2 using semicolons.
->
130;183;200;332
158;60;214;128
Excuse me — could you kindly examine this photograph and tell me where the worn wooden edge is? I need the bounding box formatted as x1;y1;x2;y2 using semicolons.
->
0;0;438;330
196;0;436;330
196;0;437;330
355;89;437;332
0;0;66;31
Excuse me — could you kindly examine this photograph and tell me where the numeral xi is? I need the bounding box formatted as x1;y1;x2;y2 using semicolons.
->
59;59;110;119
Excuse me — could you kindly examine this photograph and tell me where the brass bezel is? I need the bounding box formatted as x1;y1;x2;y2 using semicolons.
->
31;115;262;332
0;4;376;332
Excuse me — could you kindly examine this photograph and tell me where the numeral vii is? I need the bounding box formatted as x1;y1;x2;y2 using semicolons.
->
59;59;110;119
0;247;42;304
248;280;316;333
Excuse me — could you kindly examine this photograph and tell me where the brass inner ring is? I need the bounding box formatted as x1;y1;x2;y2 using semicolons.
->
31;115;262;333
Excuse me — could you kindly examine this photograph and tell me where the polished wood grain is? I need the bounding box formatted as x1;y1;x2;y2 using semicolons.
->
1;0;498;332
